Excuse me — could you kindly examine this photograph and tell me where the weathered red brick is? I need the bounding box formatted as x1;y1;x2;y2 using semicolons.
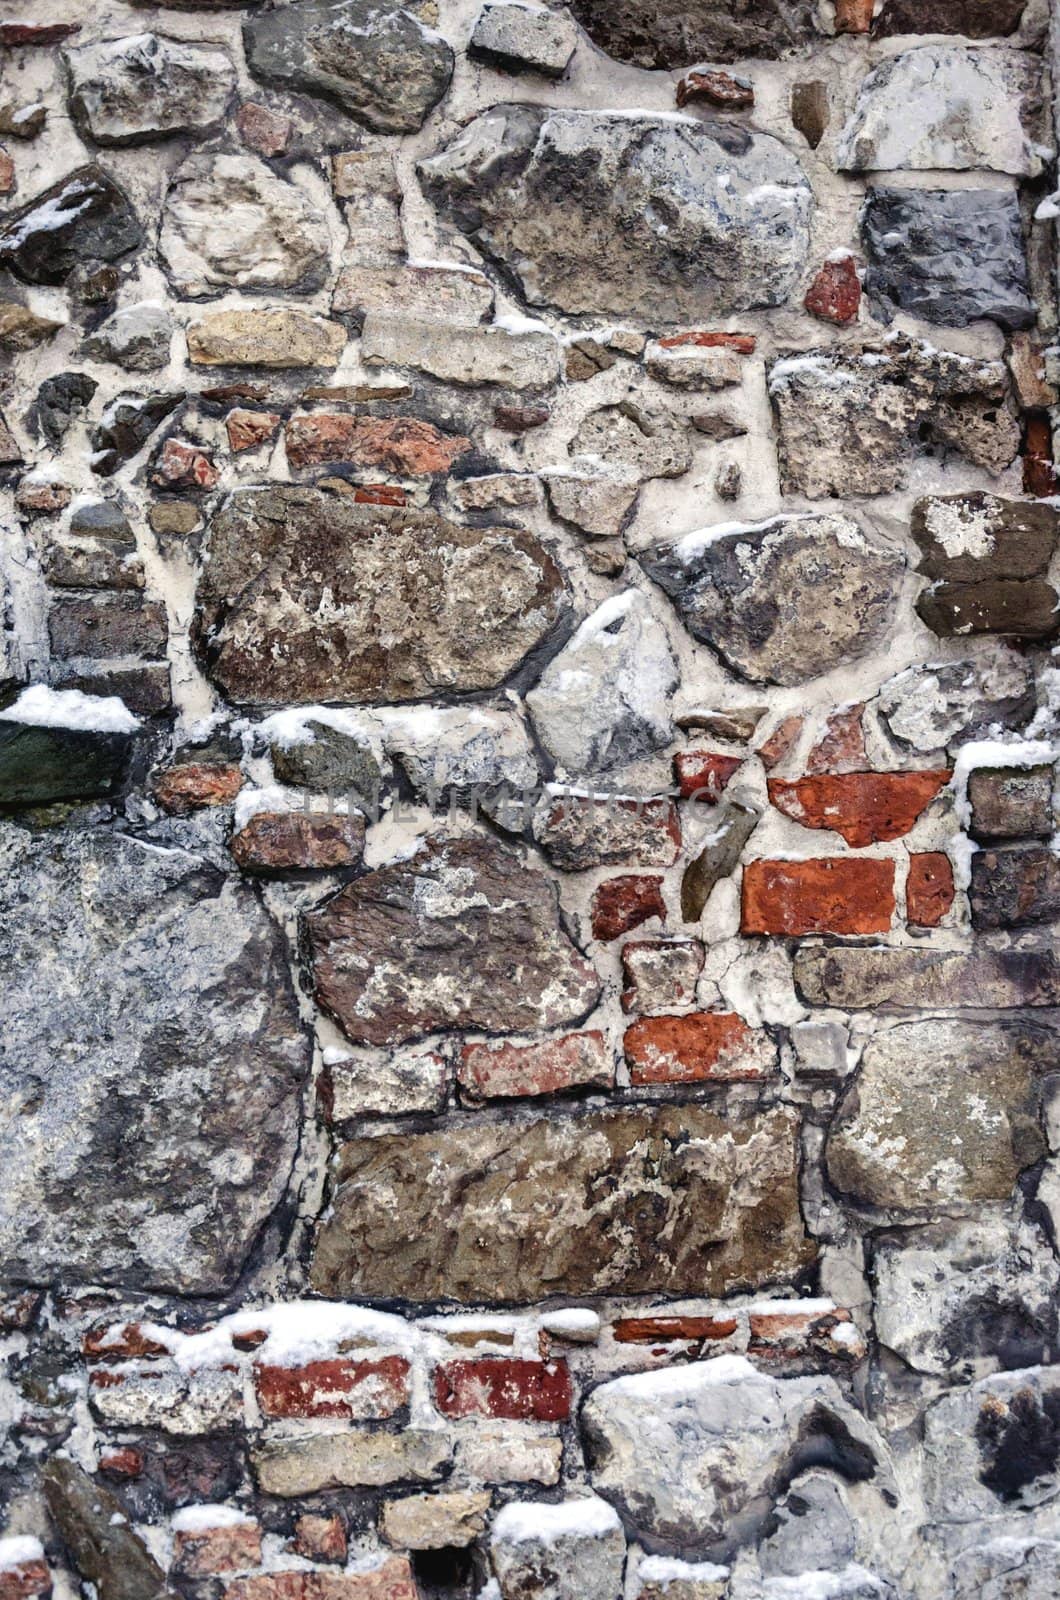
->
225;1561;417;1600
152;438;219;489
98;1447;144;1479
805;705;866;774
0;1556;51;1600
285;414;470;474
624;1012;777;1084
458;1032;613;1101
291;1513;347;1564
226;408;281;453
229;812;366;874
741;857;896;936
0;20;80;44
675;69;754;109
657;330;756;354
767;771;951;847
1023;414;1056;497
906;851;955;928
494;404;550;432
433;1359;571;1421
16;478;70;514
254;1356;409;1420
804;256;861;325
834;0;873;30
152;763;244;816
174;1518;262;1577
590;874;666;942
83;1322;170;1362
613;1315;737;1343
673;749;743;801
748;1303;862;1360
236;102;292;158
756;715;803;772
352;484;407;506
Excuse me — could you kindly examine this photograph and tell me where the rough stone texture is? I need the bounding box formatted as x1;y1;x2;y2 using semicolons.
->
876;645;1034;753
534;793;681;871
969;767;1054;841
643;515;902;687
312;1105;813;1300
863;187;1034;331
742;857;896;936
361;313;562;389
682;798;761;921
911;493;1057;582
195;487;567;705
591;874;666;941
284;414;470;473
243;0;454;134
420;107;813;321
906;852;955;927
469;3;579;77
566;0;818;67
253;1432;451;1496
624;1012;777;1084
0;165;142;285
0;720;134;806
794;943;1060;1010
83;301;172;372
917;578;1060;640
0;823;307;1292
230;810;366;874
43;1458;172;1600
490;1498;625;1600
64;32;236;145
874;0;1027;35
188;309;346;368
306;835;600;1047
382;1490;491;1550
970;846;1060;929
826;1019;1054;1212
458;1032;613;1101
922;1366;1060;1523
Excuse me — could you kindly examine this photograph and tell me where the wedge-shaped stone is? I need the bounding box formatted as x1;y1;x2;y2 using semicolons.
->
420;106;812;321
311;1104;814;1301
794;944;1060;1010
195;488;568;705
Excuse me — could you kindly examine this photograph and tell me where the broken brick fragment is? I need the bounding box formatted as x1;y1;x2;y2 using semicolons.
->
254;1356;409;1420
457;1032;613;1101
152;763;244;816
624;1011;777;1083
657;330;756;354
742;857;897;936
906;851;955;928
590;873;666;941
676;69;754;110
804;256;861;325
767;771;951;847
674;749;743;801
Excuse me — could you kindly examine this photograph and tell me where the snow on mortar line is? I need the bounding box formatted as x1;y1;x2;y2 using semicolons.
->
492;1495;622;1546
114;1300;444;1371
671;514;813;565
950;738;1057;827
404;257;489;276
0;1536;45;1570
0;685;141;735
171;1505;256;1533
600;1353;764;1399
638;1555;731;1587
539;1308;601;1338
743;1297;836;1316
256;704;380;749
763;1569;891;1600
492;312;555;337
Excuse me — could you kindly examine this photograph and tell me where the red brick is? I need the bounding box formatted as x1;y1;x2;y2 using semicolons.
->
767;771;951;847
907;851;955;928
675;69;754;109
152;763;244;816
834;0;873;30
225;1561;417;1600
624;1012;777;1084
433;1359;570;1421
229;811;366;874
748;1304;862;1360
16;478;70;514
0;21;80;43
285;414;470;474
174;1519;262;1577
98;1447;144;1479
804;256;861;325
236;102;292;157
805;705;866;775
254;1356;409;1420
353;484;407;506
613;1315;737;1343
673;749;743;801
226;408;280;453
0;1558;51;1600
741;857;896;936
1023;414;1057;497
152;438;219;489
657;330;756;354
756;715;803;772
291;1513;347;1563
83;1322;170;1362
458;1032;613;1101
590;874;666;941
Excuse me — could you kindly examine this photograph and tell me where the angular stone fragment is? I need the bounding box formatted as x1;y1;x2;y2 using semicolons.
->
864;187;1033;331
83;302;172;371
312;1104;813;1300
591;874;666;941
236;101;292;157
624;1012;777;1084
827;1019;1053;1211
253;1431;451;1496
681;798;760;922
188;309;346;368
923;1366;1060;1522
420;107;813;321
153;763;244;815
307;835;600;1047
534;793;681;871
362;314;561;389
226;409;280;453
64;32;235;145
805;254;861;325
230;810;366;874
43;1459;173;1600
0;300;63;351
49;595;168;661
160;153;329;298
490;1496;626;1600
152;437;218;489
768;338;1018;497
243;0;454;134
906;852;955;927
566;0;817;67
791;80;829;148
544;468;639;538
917;579;1059;641
458;1032;613;1102
767;771;950;847
742;858;896;936
645;341;743;390
90;390;182;473
971;847;1060;929
912;493;1057;583
582;1356;881;1556
0;824;307;1292
677;68;754;110
196;488;567;705
837;47;1043;177
570;404;692;481
325;1046;448;1120
949;1538;1060;1599
795;943;1060;1010
458;1426;562;1486
173;1513;261;1577
284;414;469;473
643;515;902;687
0;165;142;285
382;1490;491;1551
469;3;578;77
876;645;1033;753
874;0;1026;35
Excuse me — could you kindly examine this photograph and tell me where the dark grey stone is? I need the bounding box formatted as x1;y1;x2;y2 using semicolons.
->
567;0;817;67
0;165;143;286
43;1458;177;1600
0;721;134;806
33;372;97;448
90;390;183;475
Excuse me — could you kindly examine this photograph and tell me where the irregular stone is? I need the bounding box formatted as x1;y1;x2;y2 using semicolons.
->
591;874;666;941
0;20;81;43
0;300;63;351
827;1018;1053;1212
923;1366;1060;1522
153;763;244;816
645;341;744;390
795;943;1060;1010
863;187;1034;331
469;3;579;77
0;823;307;1291
227;1562;418;1599
742;858;896;937
43;528;143;591
490;1496;626;1600
527;591;677;777
196;489;566;704
677;68;754;110
570;403;692;480
835;0;873;30
624;1012;777;1084
291;1513;347;1562
906;852;955;927
324;1045;447;1120
362;313;561;389
544;468;639;538
0;165;142;285
534;792;681;871
1008;332;1056;409
714;462;741;501
805;254;861;325
912;493;1057;583
269;716;385;805
496;403;550;432
160;152;329;298
0;716;134;807
49;595;168;660
805;705;866;775
236;101;292;157
971;846;1060;929
876;645;1034;754
382;705;538;818
969;767;1053;841
0;102;46;140
635;1556;730;1600
949;1539;1060;1598
452;473;541;512
837;46;1043;176
458;1427;562;1486
620;940;702;1016
768;338;1019;497
90;390;182;473
56;663;172;718
88;1361;243;1435
226;408;281;452
311;1104;813;1300
759;1473;857;1578
566;336;617;381
284;414;469;473
681;798;760;921
582;1356;880;1557
83;302;171;371
43;1459;174;1600
382;1490;491;1551
253;1430;451;1496
307;835;600;1048
173;1514;261;1577
875;0;1027;39
230;810;366;874
458;1032;613;1102
420;106;813;321
152;437;218;489
565;0;817;67
243;0;453;133
678;705;764;742
64;32;235;145
332;261;494;322
791;80;829;148
16;475;72;515
917;579;1059;640
188;309;346;368
767;771;950;847
642;514;902;687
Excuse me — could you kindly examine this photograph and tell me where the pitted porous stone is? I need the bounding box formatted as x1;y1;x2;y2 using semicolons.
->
0;823;308;1294
64;32;236;146
242;0;454;134
641;514;902;687
420;106;813;321
312;1104;812;1301
566;0;818;67
159;152;330;298
195;487;568;705
582;1356;883;1557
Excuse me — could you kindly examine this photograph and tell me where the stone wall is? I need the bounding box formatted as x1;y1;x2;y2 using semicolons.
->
0;1;1059;1597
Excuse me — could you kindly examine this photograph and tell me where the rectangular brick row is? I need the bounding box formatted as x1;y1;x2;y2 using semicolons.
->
254;1356;410;1420
432;1359;571;1421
